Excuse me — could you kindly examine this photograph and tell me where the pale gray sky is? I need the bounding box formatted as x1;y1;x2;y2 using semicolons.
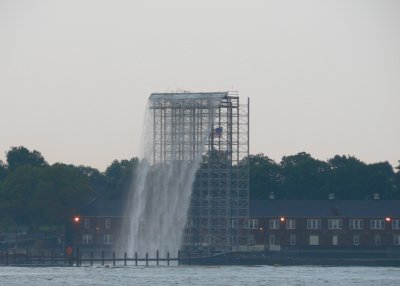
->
1;0;399;171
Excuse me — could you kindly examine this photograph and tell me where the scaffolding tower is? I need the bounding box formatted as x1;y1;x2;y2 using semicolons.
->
148;92;249;255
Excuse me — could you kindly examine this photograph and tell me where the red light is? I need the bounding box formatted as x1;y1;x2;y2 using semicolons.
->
280;217;285;222
74;216;80;223
385;217;391;222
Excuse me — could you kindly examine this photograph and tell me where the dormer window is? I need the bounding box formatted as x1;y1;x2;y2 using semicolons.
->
84;218;90;229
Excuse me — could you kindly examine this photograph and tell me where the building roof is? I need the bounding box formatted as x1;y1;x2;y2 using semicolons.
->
79;199;400;218
79;200;124;217
250;200;400;218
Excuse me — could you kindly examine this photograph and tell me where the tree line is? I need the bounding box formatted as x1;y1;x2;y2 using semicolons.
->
0;146;138;229
249;152;400;200
0;146;399;229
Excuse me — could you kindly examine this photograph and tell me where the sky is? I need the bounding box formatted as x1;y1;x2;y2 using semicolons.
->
0;0;399;171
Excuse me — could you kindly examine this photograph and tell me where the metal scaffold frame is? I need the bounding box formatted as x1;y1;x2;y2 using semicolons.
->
148;92;249;255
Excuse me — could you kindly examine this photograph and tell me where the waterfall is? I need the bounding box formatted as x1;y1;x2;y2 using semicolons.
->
117;93;224;257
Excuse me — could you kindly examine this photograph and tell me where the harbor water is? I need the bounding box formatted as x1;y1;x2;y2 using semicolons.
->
0;265;399;286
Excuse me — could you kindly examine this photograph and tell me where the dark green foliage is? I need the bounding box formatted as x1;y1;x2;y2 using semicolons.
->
0;164;95;227
0;165;42;226
0;145;398;230
34;163;95;225
249;152;399;200
105;158;139;199
393;161;400;199
248;154;281;200
77;165;109;198
6;146;47;170
279;152;330;199
326;155;369;200
0;146;140;229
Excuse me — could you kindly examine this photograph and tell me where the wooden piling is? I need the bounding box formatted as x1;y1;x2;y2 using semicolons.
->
90;252;93;266
0;249;198;268
167;252;170;266
76;248;80;267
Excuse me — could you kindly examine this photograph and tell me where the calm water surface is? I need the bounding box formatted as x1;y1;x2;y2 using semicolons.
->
0;265;399;286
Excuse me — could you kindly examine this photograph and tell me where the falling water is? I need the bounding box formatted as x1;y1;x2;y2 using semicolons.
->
117;93;224;257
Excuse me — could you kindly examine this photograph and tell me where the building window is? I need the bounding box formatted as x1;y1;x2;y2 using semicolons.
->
270;219;280;229
104;234;113;245
350;219;363;230
307;219;321;230
105;219;111;229
83;234;92;245
392;219;400;229
244;219;259;229
393;235;400;245
332;235;338;245
370;219;384;230
374;234;381;246
231;219;238;229
353;235;360;246
286;219;296;229
328;219;343;230
309;235;319;245
269;234;276;245
84;218;90;229
248;235;255;246
290;234;296;246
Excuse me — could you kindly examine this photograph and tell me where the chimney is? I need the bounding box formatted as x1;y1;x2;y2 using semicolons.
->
373;193;380;200
328;193;335;200
269;192;275;200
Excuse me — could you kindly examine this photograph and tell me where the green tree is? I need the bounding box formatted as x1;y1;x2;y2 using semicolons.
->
0;166;43;226
364;162;395;199
327;155;369;199
32;163;95;225
392;161;400;199
0;163;95;227
0;160;7;181
6;146;47;171
280;152;330;199
105;158;139;199
77;165;109;198
248;154;281;200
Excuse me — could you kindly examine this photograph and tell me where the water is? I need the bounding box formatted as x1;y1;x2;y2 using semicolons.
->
0;266;399;286
118;95;224;257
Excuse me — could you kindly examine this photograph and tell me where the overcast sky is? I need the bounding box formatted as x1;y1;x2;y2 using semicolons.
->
1;0;399;171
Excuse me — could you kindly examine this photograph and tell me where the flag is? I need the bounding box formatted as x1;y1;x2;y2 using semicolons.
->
214;127;223;137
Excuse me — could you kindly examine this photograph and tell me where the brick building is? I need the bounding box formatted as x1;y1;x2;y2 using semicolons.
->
71;198;400;253
247;198;400;251
71;200;123;249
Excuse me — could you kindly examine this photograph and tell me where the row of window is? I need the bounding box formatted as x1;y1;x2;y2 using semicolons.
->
83;218;111;229
83;234;112;245
249;234;400;246
245;219;400;230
